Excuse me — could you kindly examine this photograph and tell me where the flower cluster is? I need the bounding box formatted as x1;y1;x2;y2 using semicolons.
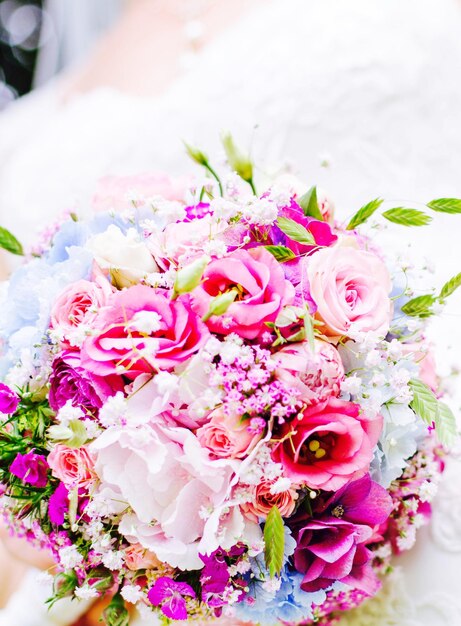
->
0;153;458;626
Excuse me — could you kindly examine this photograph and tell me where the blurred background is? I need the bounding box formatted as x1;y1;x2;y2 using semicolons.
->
0;0;121;109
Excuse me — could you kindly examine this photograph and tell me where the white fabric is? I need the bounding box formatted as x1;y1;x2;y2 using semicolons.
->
0;0;461;624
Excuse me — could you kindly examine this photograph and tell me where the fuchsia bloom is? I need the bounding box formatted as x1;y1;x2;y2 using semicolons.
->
191;247;295;339
290;475;393;594
148;576;196;621
0;383;19;415
48;483;69;525
272;398;382;491
10;452;48;488
82;285;208;378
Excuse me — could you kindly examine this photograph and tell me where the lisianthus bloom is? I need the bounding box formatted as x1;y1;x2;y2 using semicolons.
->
290;475;393;594
49;351;123;414
82;285;208;379
10;451;48;488
50;276;113;347
47;444;95;490
307;242;392;339
274;339;344;406
197;408;263;459
190;248;294;339
0;383;19;415
148;576;196;621
272;398;382;491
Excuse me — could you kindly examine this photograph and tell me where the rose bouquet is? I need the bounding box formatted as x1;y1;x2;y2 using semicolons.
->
0;137;459;626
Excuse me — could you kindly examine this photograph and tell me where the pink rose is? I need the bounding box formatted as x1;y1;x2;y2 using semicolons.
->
274;339;344;405
197;409;263;459
92;173;186;212
124;543;161;571
190;248;295;339
242;479;298;521
81;285;208;379
307;243;392;339
272;398;382;491
50;276;113;346
47;444;95;489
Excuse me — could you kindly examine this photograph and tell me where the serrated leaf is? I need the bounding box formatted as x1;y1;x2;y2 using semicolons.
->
409;379;438;425
264;505;285;579
346;198;383;230
427;198;461;214
401;294;436;318
0;226;24;255
277;217;315;246
382;208;432;227
298;186;324;221
264;245;296;263
440;272;461;300
435;402;458;447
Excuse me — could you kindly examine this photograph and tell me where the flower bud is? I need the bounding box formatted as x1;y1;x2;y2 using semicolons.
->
103;593;130;626
202;289;238;321
184;142;209;167
221;132;254;183
173;255;209;298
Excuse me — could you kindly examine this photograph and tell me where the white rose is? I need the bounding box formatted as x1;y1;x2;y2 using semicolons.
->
89;225;158;288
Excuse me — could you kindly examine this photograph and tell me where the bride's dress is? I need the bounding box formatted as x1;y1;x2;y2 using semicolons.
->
0;0;460;624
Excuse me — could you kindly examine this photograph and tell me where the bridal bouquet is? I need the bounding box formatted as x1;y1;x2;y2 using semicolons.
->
0;137;459;626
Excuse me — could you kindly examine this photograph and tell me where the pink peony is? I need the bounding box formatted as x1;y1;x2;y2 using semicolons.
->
190;248;294;339
242;479;298;521
47;444;95;490
274;339;344;406
81;285;208;379
272;398;382;491
92;173;186;212
307;243;392;339
196;408;263;460
50;276;113;347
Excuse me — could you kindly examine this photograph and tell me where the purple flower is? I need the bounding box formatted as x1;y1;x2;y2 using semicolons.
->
290;475;392;595
200;550;231;608
148;577;196;621
10;452;49;488
0;383;19;415
48;482;69;525
49;351;123;414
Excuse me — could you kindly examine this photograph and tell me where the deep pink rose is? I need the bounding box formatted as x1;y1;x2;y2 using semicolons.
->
274;339;344;406
307;243;392;339
272;398;382;491
81;285;208;378
47;444;95;489
190;248;295;339
196;408;263;459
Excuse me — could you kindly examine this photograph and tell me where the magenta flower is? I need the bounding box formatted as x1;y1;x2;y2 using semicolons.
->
0;383;19;415
48;482;69;525
200;550;231;608
148;577;196;621
10;452;49;488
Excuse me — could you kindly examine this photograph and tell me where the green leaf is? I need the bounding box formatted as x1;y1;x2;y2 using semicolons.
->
277;217;315;246
264;245;296;263
103;593;129;626
409;379;438;425
0;226;24;255
264;505;285;579
440;272;461;300
382;207;432;227
435;402;458;447
298;186;324;221
202;290;238;321
401;294;436;318
346;198;383;230
427;198;461;214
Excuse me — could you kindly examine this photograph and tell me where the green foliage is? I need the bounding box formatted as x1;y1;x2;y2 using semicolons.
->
202;290;238;321
298;186;324;221
346;198;383;230
264;245;296;262
264;505;285;579
47;571;78;608
221;132;255;191
401;294;436;318
409;379;459;447
439;272;461;300
173;256;209;298
277;217;316;246
103;593;130;626
436;402;458;447
0;226;24;255
427;198;461;214
382;207;432;227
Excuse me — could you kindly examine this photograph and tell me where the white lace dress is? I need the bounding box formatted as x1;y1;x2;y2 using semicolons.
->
0;0;460;624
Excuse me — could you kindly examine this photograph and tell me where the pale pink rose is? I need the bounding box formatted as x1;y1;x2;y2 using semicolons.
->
274;339;344;405
92;173;186;212
50;276;113;346
124;543;161;571
47;444;95;489
81;285;208;379
190;248;295;339
242;479;298;521
197;409;263;459
307;243;392;339
272;398;383;491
